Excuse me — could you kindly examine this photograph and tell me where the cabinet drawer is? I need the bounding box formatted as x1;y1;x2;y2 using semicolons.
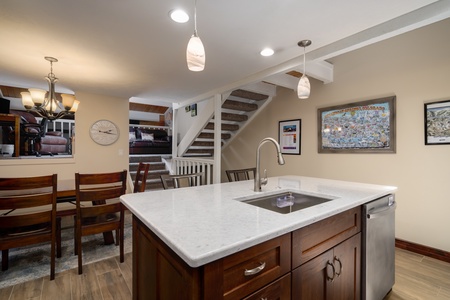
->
292;206;361;268
243;273;291;300
221;233;291;300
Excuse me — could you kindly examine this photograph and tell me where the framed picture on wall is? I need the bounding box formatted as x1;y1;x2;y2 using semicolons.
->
318;96;396;153
424;99;450;145
278;119;301;155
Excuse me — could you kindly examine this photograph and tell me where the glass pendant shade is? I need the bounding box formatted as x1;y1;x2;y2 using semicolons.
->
20;92;34;109
61;94;76;111
297;75;310;99
187;35;205;71
28;88;47;105
69;100;80;113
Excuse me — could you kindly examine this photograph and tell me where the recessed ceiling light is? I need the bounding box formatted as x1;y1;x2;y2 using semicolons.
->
260;48;274;57
169;9;189;23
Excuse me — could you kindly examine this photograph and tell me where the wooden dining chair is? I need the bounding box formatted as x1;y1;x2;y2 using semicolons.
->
226;167;256;182
0;174;58;280
160;172;204;189
75;170;127;274
133;162;150;193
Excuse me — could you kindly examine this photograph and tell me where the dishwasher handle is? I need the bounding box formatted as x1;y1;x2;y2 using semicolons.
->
367;202;396;219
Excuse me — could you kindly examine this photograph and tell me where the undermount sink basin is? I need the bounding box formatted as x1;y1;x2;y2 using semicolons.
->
240;192;334;214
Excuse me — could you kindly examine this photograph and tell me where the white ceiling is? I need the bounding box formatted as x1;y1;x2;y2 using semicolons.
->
1;0;449;107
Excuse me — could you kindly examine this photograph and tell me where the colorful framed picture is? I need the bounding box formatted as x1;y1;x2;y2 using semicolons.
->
318;96;396;153
425;99;450;145
279;119;301;155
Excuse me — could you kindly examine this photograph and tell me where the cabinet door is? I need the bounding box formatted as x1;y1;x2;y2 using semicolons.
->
292;249;334;300
332;233;361;300
292;234;361;300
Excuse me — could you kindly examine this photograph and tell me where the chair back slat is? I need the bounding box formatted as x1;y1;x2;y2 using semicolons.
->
0;211;52;228
226;168;256;182
0;193;54;210
160;172;204;189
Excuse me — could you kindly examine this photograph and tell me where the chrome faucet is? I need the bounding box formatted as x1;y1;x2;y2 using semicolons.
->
254;137;285;192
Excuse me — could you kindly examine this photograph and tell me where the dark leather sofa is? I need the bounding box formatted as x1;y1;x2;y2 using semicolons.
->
129;127;172;154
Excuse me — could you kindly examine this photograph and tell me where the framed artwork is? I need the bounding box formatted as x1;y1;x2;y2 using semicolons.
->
279;119;301;155
318;96;396;153
424;99;450;145
191;104;197;117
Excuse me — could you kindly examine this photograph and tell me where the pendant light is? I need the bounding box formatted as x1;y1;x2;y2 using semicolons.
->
186;0;205;71
297;40;312;99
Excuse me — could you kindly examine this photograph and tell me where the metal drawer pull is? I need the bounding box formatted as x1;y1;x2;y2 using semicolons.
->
334;256;343;276
326;261;336;281
244;262;266;276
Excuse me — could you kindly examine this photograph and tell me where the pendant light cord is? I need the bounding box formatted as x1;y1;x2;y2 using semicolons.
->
303;46;306;76
194;0;198;36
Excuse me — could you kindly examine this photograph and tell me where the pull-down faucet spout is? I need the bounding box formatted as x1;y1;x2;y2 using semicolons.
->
254;137;285;192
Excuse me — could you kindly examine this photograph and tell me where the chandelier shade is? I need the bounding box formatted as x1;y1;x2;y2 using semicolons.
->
297;40;312;99
21;57;79;120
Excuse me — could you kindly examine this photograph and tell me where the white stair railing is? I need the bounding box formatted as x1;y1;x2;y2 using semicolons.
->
172;157;214;185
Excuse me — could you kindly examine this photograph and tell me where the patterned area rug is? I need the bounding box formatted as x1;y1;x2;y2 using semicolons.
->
0;214;132;289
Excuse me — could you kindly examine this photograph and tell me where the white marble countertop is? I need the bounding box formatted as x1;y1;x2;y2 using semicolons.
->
120;175;397;267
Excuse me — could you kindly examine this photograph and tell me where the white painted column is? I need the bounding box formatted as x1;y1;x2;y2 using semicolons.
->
213;94;222;184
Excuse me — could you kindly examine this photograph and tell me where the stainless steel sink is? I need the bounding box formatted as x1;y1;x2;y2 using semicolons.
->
240;192;334;214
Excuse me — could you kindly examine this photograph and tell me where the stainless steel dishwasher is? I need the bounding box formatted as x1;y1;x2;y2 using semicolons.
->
362;194;397;300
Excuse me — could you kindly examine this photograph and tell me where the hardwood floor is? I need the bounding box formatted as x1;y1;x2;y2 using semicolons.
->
1;248;449;299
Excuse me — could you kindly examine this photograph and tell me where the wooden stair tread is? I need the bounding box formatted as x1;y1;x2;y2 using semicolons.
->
222;100;258;112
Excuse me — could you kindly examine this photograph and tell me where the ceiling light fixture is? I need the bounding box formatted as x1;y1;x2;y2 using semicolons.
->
170;9;189;23
186;0;205;71
21;57;79;120
260;48;274;57
297;40;312;99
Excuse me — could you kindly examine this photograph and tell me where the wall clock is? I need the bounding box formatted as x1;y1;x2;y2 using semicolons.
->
89;119;120;145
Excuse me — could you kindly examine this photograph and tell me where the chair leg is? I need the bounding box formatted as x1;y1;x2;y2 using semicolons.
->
77;232;83;275
50;236;55;280
2;249;9;271
119;212;124;263
56;217;62;258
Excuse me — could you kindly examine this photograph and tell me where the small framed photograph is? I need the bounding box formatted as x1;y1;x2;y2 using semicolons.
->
191;104;197;117
318;96;396;153
279;119;301;155
425;99;450;145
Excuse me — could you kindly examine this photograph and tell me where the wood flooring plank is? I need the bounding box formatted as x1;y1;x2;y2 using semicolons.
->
9;278;43;300
41;272;71;300
0;285;13;300
91;256;120;276
117;253;133;292
70;265;103;300
97;269;132;300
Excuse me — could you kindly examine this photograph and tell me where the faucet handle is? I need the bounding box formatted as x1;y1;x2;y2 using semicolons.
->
261;169;268;186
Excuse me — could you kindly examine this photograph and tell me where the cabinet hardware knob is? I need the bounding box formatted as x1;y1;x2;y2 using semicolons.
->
326;261;336;281
334;256;343;276
244;261;266;276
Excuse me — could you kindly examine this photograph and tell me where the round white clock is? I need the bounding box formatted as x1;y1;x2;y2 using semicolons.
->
89;119;120;145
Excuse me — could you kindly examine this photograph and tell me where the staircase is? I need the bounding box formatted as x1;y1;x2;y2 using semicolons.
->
183;85;275;157
129;155;171;191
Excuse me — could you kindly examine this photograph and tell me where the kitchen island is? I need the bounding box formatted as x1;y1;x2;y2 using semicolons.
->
120;175;397;299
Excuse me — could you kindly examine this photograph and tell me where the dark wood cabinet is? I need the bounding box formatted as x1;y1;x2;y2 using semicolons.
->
292;233;361;300
132;206;362;299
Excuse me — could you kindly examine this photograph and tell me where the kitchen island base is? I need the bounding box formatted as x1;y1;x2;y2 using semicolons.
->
132;206;361;300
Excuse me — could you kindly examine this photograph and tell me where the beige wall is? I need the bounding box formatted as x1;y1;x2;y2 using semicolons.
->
222;19;450;252
0;91;130;190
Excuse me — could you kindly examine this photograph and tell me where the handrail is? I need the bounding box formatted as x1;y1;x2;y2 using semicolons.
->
172;157;214;185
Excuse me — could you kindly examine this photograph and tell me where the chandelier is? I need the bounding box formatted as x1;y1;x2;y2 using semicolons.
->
20;57;79;120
